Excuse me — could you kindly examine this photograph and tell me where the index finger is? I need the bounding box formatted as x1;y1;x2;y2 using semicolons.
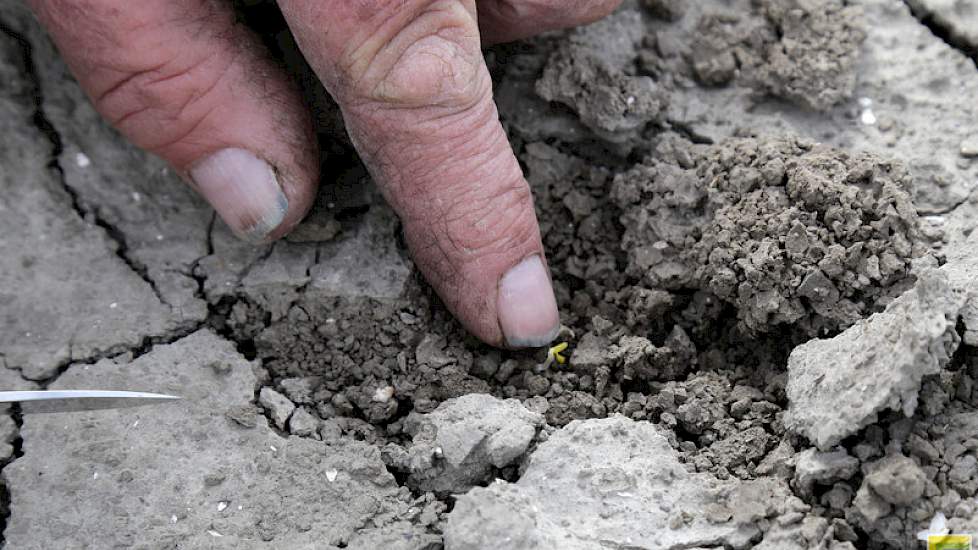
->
276;0;561;348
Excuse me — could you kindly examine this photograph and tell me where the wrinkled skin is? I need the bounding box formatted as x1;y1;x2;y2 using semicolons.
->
26;0;622;347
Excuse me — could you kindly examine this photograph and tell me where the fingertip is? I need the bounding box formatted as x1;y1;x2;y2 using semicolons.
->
497;254;561;348
188;148;287;242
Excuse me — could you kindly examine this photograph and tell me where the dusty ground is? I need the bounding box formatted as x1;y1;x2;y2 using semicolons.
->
2;0;978;548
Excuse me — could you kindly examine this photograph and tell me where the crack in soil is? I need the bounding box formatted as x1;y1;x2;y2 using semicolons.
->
904;0;978;70
0;23;171;310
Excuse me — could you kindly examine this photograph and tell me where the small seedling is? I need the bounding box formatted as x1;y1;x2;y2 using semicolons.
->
536;342;568;372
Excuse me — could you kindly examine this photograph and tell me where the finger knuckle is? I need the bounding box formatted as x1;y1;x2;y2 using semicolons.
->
377;34;484;109
349;2;487;110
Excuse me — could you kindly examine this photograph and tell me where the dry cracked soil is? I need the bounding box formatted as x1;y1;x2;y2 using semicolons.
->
2;0;978;549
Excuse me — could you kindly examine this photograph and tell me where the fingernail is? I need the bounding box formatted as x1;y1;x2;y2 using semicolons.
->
189;148;288;242
497;255;560;348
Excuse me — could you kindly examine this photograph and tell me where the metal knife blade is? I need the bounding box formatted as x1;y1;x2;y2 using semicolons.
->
0;390;181;413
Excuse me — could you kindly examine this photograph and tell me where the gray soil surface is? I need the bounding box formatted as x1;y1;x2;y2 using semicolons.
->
2;0;978;548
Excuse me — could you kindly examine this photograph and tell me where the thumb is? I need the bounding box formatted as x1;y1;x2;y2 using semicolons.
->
277;0;559;347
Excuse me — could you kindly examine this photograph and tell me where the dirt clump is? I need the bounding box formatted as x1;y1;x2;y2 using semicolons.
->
613;136;927;336
535;9;669;144
445;416;809;550
688;0;866;110
785;269;964;449
382;394;544;494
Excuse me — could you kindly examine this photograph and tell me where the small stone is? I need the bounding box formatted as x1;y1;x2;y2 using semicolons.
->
524;373;550;396
785;270;963;449
852;482;891;524
864;454;927;506
960;137;978;158
278;377;320;404
907;434;940;462
729;399;751;419
785;221;810;255
372;386;395;403
562;190;596;221
203;473;226;487
796;270;839;303
495;360;518;384
524;396;550;415
569;331;612;373
288;408;319;437
391;394;543;493
676;402;713;434
318;420;343;442
757;440;795;479
415;334;454;368
471;353;500;379
821;484;854;510
225;406;258;429
259;388;295;430
794;448;859;495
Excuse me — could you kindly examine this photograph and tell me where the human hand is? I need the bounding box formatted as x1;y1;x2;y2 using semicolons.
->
26;0;621;348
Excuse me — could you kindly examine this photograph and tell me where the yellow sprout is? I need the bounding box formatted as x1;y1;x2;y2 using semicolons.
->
550;342;568;365
536;342;569;372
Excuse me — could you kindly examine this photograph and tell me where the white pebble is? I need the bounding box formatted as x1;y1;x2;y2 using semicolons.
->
858;96;873;108
860;109;877;125
960;137;978;158
170;515;178;524
217;501;228;512
372;386;394;403
916;511;948;541
207;530;224;538
326;469;338;482
75;153;90;167
109;302;118;309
